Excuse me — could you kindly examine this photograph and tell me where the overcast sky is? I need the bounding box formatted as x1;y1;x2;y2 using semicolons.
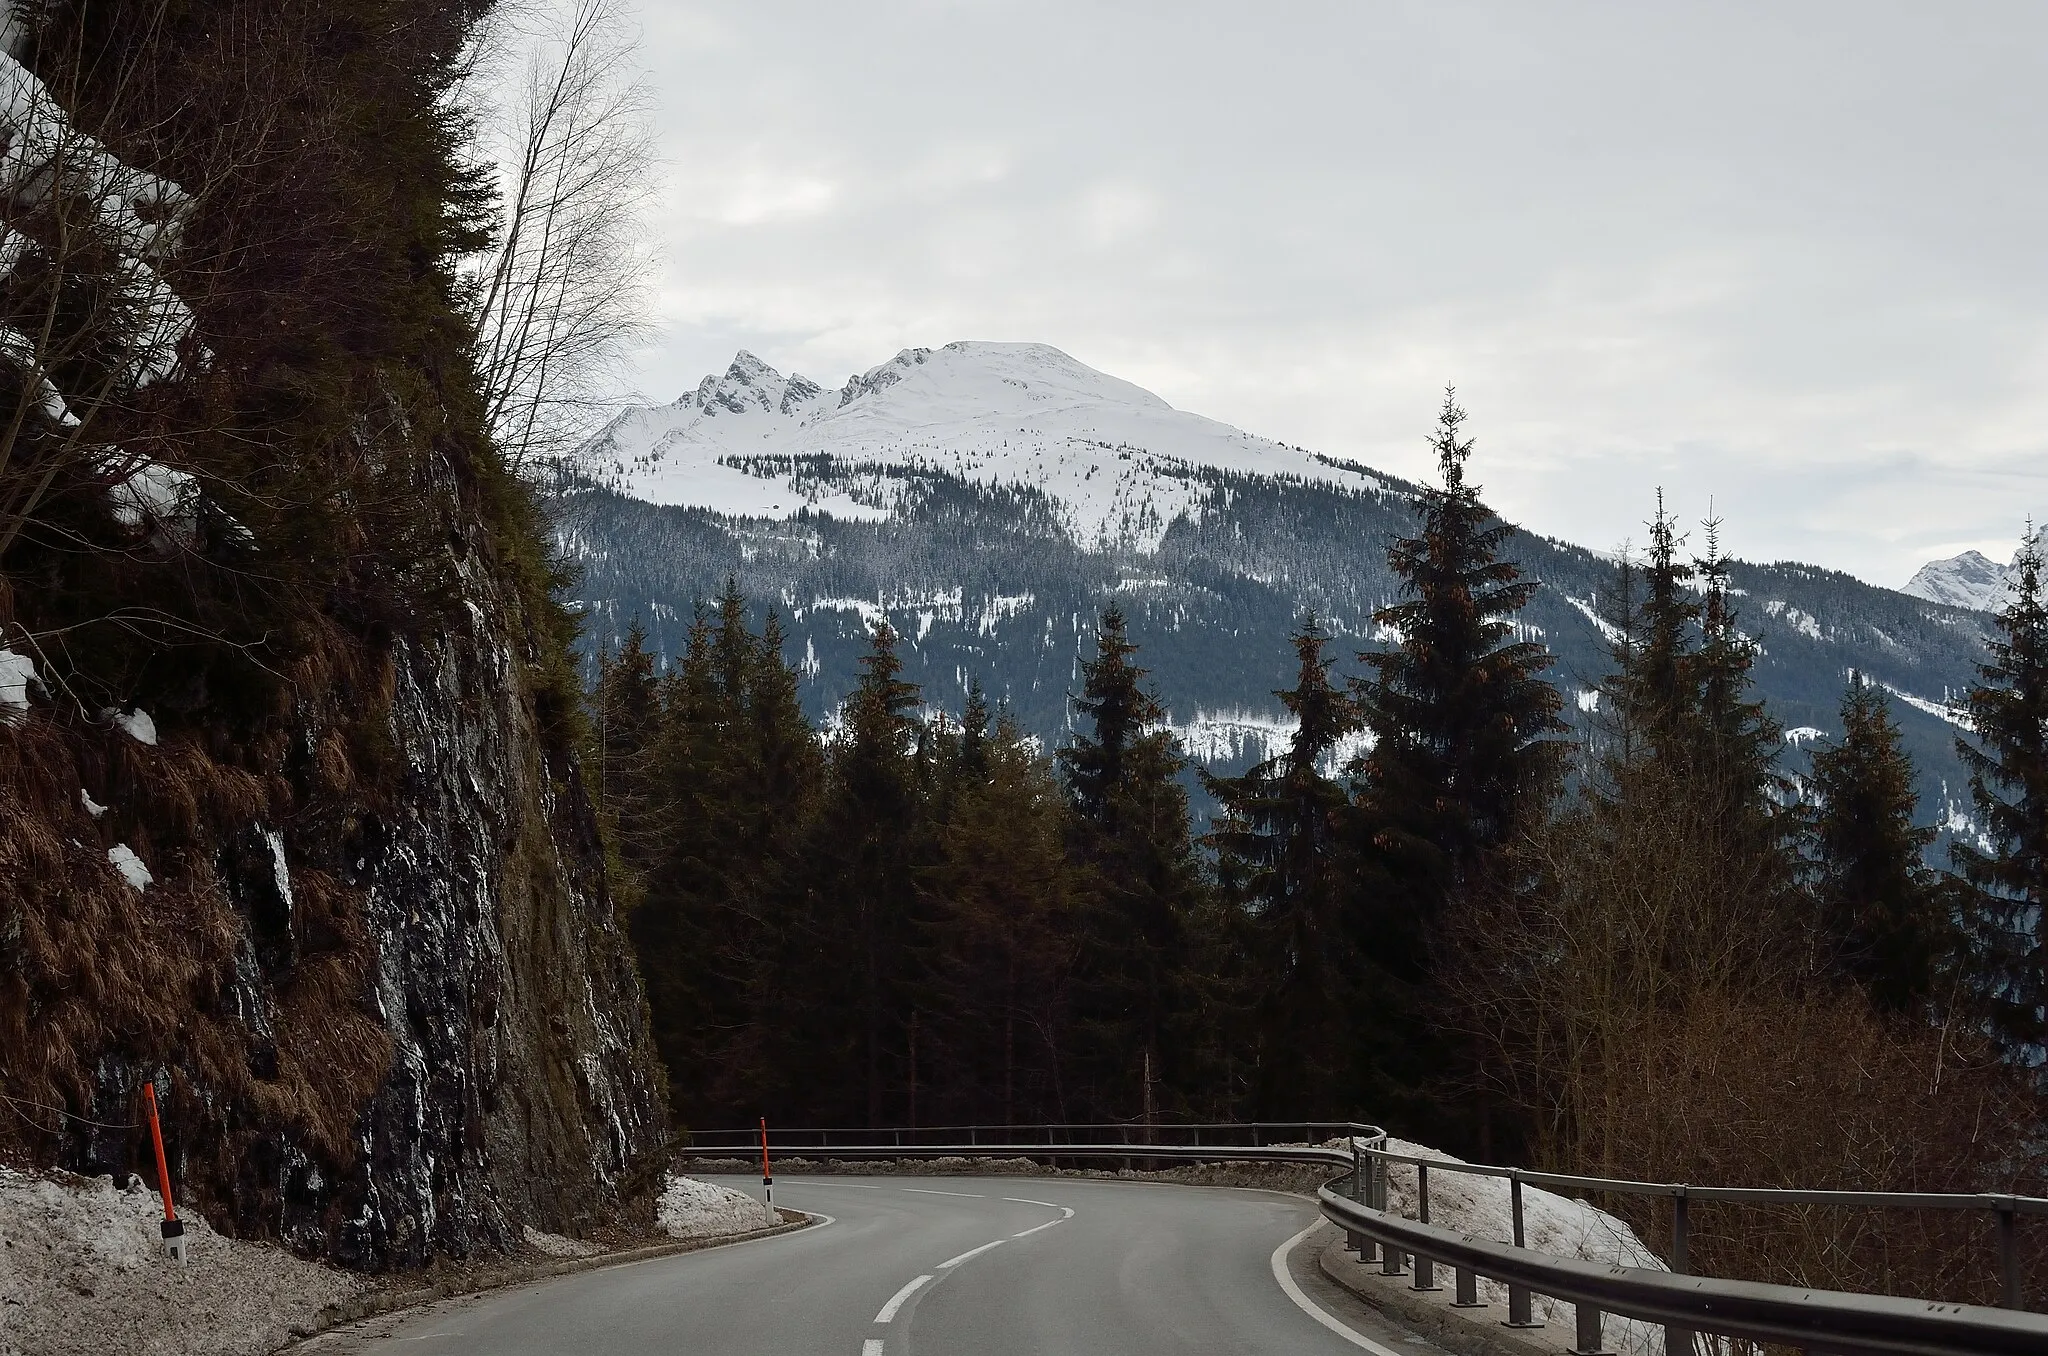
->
619;0;2048;589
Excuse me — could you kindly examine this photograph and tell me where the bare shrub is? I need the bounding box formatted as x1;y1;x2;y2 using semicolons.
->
1448;753;2047;1307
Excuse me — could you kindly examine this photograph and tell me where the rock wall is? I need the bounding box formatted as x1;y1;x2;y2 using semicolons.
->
0;1;668;1269
320;575;666;1267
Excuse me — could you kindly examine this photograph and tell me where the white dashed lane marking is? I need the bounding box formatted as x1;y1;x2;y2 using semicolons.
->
856;1187;1076;1355
873;1274;931;1323
937;1239;1006;1268
900;1187;985;1198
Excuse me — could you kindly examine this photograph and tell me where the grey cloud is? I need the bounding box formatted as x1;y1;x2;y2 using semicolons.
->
624;0;2048;585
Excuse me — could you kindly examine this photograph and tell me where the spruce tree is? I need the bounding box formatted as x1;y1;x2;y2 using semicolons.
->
1205;615;1357;1116
590;620;662;839
1952;531;2048;1059
1353;390;1566;959
1691;520;1786;813
921;709;1077;1125
804;622;928;1124
1610;493;1699;755
630;608;731;1121
1059;606;1218;1121
1060;605;1161;830
1810;673;1944;1012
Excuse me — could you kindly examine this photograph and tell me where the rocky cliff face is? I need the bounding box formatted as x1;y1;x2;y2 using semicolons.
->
4;432;668;1271
321;581;666;1267
0;1;667;1270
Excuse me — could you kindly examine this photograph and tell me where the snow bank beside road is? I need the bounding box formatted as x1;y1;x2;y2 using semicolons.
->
0;1166;362;1356
657;1175;776;1240
1362;1138;1667;1356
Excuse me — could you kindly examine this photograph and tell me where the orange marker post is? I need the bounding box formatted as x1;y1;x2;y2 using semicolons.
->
759;1116;774;1214
143;1082;186;1265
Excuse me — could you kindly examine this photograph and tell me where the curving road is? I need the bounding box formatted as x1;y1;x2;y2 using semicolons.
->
305;1175;1446;1356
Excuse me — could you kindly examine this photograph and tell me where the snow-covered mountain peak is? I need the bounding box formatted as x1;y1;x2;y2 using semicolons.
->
583;340;1390;551
1901;548;2015;611
682;350;828;419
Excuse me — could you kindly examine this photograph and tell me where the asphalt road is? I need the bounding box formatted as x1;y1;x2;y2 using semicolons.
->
307;1175;1448;1356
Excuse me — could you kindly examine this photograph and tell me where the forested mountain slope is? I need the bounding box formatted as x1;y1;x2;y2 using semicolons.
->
562;349;1992;832
0;2;663;1268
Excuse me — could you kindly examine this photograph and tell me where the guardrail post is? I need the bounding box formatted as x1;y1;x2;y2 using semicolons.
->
1411;1164;1442;1291
1665;1188;1694;1356
1347;1143;1374;1262
1504;1171;1541;1329
1452;1265;1483;1308
1997;1197;2021;1310
1570;1304;1612;1356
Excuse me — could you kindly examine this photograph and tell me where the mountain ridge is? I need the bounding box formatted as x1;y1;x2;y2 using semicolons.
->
1902;547;2022;613
562;341;2000;840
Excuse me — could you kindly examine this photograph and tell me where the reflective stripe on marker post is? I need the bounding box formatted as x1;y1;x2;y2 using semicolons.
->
759;1116;774;1214
143;1082;185;1265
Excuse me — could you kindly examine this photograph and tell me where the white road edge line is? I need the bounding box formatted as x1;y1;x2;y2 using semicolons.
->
1011;1219;1062;1238
862;1341;885;1356
788;1180;880;1188
901;1188;985;1198
1270;1223;1406;1356
1001;1196;1063;1209
873;1274;931;1323
937;1239;1005;1268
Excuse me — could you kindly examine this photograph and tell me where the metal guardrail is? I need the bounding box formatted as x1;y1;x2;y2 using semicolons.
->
683;1123;2048;1356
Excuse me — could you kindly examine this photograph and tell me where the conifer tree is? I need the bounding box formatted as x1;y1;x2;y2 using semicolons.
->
1353;391;1566;959
800;622;928;1124
1952;531;2048;1059
1810;673;1944;1012
1060;605;1161;830
1610;494;1699;754
590;620;662;836
1059;606;1218;1121
1205;615;1359;1117
630;608;730;1120
1692;518;1784;800
921;708;1077;1125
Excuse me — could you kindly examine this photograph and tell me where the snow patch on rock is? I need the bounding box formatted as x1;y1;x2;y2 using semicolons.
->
0;1166;362;1356
656;1174;775;1240
0;647;36;720
105;706;156;745
106;844;150;890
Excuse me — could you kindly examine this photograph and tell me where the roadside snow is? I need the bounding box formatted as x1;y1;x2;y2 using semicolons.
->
656;1174;775;1240
1365;1138;1667;1356
0;1166;362;1356
80;788;106;817
106;844;151;890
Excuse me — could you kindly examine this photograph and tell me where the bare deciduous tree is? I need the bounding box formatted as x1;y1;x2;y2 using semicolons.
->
463;0;656;479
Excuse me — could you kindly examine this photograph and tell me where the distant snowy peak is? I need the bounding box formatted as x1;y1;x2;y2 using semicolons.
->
584;340;1392;552
1901;549;2016;612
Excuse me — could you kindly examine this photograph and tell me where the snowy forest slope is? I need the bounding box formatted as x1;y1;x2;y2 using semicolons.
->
561;346;1992;832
